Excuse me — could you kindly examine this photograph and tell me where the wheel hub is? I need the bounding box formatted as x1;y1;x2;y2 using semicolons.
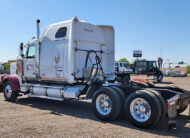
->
139;105;146;113
96;94;112;115
103;100;109;107
130;98;151;122
5;85;12;98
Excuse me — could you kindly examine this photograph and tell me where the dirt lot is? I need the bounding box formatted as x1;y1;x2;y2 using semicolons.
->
0;76;190;138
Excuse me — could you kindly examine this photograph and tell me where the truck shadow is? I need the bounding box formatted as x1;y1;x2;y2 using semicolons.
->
14;97;190;137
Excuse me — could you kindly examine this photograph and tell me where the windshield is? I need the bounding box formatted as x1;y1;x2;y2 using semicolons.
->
149;61;157;68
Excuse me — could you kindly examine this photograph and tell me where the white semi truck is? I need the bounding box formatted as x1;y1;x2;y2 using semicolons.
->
1;17;190;129
115;62;133;73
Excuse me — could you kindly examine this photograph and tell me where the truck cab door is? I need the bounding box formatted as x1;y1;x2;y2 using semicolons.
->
23;45;36;79
147;61;157;75
119;63;123;72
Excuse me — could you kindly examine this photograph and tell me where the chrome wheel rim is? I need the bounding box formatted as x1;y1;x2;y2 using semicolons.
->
130;98;151;122
5;84;12;98
96;94;112;115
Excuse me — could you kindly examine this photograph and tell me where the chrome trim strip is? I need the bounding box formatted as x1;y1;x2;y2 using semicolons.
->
167;94;180;103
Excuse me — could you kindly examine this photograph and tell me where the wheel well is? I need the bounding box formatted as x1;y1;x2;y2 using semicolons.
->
2;75;20;92
86;81;103;99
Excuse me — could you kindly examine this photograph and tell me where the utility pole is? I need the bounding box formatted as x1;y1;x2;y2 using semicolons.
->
160;45;162;58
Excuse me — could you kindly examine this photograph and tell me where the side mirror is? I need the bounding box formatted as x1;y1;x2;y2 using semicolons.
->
19;42;24;58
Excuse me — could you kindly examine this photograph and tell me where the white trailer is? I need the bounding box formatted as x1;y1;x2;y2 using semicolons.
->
1;17;190;129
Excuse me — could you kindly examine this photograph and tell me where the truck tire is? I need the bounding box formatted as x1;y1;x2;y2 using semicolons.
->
177;105;188;114
111;86;126;117
125;90;162;128
3;81;18;102
146;89;167;121
92;87;121;121
141;90;162;126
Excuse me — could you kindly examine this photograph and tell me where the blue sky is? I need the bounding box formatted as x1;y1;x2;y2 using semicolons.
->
0;0;190;65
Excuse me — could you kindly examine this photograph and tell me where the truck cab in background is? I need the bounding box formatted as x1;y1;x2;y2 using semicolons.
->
133;60;163;82
115;60;163;82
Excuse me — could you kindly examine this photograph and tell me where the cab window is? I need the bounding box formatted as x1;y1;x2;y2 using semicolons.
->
123;63;127;67
27;46;35;58
152;62;157;68
55;27;67;38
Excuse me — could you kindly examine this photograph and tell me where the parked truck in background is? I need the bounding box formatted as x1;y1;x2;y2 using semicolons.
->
133;60;163;82
1;17;190;129
115;60;163;82
115;62;133;74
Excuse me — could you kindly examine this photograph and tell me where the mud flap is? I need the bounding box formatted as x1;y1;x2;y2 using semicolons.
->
157;104;177;131
167;104;177;129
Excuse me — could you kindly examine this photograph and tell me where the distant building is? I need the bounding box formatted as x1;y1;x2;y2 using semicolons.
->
1;60;16;65
8;60;16;64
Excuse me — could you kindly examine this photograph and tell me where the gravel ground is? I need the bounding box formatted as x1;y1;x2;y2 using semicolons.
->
0;76;190;138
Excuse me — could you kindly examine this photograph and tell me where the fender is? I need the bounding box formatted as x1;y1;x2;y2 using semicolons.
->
1;75;20;92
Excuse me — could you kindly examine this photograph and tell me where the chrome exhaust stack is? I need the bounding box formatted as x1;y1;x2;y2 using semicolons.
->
19;42;24;57
36;19;41;78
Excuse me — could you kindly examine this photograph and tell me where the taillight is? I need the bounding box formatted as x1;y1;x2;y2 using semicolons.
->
167;94;179;107
168;101;177;107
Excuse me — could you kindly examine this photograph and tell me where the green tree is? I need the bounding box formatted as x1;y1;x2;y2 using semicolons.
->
186;66;190;74
3;63;10;71
118;58;130;64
